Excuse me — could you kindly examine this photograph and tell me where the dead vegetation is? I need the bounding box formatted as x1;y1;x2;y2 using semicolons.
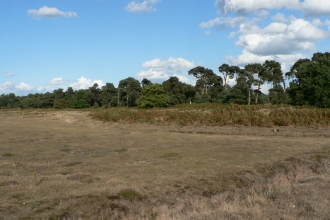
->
0;109;329;219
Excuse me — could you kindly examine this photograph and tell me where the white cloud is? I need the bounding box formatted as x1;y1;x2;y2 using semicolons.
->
200;16;246;30
215;0;330;17
27;6;77;18
15;82;34;91
201;2;330;72
302;0;330;17
235;18;329;56
271;13;289;23
215;0;298;15
227;50;306;72
136;57;196;84
126;0;160;13
0;82;15;93
0;81;46;95
49;77;65;85
5;72;15;77
69;77;104;90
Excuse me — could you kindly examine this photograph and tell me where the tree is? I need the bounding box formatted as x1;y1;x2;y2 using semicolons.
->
100;83;117;107
263;60;288;104
244;63;265;105
188;66;216;95
287;52;330;107
137;84;169;108
74;90;90;109
228;69;253;105
141;78;153;88
162;76;186;105
0;93;19;108
118;77;141;107
208;75;224;101
87;83;101;107
219;64;240;91
40;92;54;108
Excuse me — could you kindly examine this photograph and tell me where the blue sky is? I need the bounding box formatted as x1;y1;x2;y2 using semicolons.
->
1;0;330;95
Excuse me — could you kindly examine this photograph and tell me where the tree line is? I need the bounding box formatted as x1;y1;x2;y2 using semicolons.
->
1;52;330;109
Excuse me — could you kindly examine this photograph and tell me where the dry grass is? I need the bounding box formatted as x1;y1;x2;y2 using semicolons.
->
0;109;329;219
90;104;330;127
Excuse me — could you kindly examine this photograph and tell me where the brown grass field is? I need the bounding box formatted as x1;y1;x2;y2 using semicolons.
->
0;109;329;219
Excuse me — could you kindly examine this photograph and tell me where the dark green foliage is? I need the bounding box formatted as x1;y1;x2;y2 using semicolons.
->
188;66;217;95
0;93;20;109
100;83;117;107
87;83;101;107
137;84;169;109
287;52;330;108
40;92;55;108
141;78;153;88
118;77;142;107
162;77;187;105
74;90;90;109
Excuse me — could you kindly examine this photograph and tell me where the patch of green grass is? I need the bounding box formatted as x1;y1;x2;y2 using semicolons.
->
119;189;144;201
59;149;71;153
161;152;179;158
114;148;127;153
0;173;12;177
64;162;82;167
2;153;14;157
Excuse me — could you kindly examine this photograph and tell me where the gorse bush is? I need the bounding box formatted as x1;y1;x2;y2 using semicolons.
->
90;104;330;127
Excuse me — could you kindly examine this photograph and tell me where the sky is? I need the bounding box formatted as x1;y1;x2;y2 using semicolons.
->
1;0;330;95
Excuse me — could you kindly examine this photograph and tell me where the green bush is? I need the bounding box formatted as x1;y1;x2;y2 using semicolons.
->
137;84;169;109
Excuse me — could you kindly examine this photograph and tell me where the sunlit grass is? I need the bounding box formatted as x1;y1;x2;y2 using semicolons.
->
91;104;330;127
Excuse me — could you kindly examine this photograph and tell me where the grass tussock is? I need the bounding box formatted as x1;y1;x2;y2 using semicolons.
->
91;104;330;127
2;153;15;157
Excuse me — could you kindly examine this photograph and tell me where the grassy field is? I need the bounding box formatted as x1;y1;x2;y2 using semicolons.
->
0;108;329;219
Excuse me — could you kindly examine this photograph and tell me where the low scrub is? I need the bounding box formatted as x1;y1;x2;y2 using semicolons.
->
91;104;330;127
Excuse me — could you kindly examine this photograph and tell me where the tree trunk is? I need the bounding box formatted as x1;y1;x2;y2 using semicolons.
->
255;84;261;105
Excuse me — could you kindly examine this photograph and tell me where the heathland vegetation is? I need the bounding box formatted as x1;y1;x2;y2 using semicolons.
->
1;52;330;109
0;110;329;219
1;53;330;219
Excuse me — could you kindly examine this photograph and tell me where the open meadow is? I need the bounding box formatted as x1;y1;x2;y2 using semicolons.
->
0;107;330;219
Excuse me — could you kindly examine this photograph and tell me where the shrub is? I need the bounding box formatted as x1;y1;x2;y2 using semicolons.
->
137;84;169;109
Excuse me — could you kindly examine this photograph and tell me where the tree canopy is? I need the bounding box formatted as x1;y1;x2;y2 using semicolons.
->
1;52;330;109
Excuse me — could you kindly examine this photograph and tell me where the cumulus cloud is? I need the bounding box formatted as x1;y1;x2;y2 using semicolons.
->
15;82;34;91
136;57;196;84
48;77;65;85
234;18;329;56
69;77;104;90
200;1;330;71
302;0;330;17
0;82;15;93
27;6;77;18
126;0;160;13
0;81;46;95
